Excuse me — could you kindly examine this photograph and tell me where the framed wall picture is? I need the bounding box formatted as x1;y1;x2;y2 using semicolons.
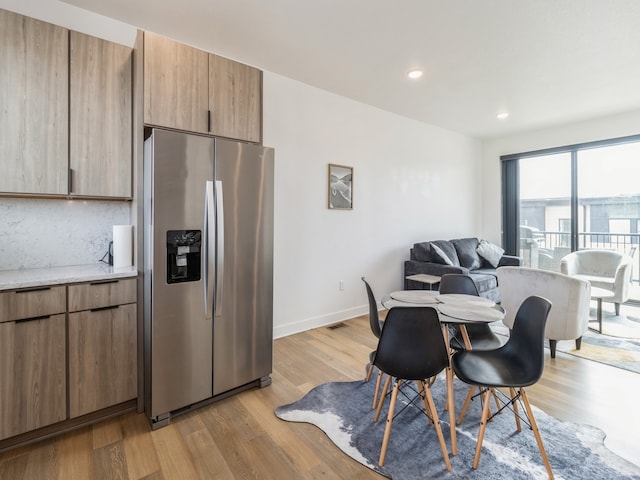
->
328;163;353;210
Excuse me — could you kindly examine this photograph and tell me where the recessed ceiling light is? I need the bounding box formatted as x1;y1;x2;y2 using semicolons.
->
496;112;509;120
407;69;423;79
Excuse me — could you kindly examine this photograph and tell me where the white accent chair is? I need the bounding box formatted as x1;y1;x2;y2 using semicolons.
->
497;266;591;358
560;249;632;315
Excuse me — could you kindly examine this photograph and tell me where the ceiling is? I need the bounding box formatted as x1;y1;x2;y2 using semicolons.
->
64;0;640;139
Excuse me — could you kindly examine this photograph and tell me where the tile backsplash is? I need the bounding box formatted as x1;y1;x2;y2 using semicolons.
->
0;198;131;271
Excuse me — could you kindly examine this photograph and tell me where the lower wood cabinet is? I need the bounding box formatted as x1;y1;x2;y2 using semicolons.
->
0;276;138;449
68;303;137;418
0;315;66;440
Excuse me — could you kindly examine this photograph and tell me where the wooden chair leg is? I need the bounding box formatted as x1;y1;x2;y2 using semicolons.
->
372;371;383;408
379;380;400;466
456;385;475;425
575;336;582;350
365;362;374;382
472;388;493;469
510;387;522;432
423;381;452;471
492;389;501;416
521;388;554;480
374;375;392;422
549;339;557;358
417;380;433;423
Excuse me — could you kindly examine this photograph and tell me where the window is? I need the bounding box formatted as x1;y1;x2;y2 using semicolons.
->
502;134;640;283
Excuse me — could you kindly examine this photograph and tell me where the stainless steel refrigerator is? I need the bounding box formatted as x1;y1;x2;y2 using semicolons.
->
143;128;274;428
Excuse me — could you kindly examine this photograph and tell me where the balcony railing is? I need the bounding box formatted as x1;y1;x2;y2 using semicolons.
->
520;231;640;284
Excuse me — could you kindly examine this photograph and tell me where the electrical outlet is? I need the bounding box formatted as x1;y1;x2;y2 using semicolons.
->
339;280;344;291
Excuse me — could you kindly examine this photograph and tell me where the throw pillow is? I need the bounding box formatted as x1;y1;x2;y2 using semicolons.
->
476;240;505;268
431;242;454;266
452;237;482;270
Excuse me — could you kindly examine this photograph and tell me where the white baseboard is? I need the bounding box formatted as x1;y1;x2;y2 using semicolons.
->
274;305;369;339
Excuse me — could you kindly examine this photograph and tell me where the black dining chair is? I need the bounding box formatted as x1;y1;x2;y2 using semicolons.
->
439;274;505;425
451;295;554;479
372;306;452;470
439;274;503;351
361;277;385;407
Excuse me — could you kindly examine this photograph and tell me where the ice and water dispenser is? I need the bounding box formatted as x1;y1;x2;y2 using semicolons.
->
166;230;201;284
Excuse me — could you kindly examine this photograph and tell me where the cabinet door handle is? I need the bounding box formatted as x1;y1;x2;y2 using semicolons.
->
89;280;118;286
15;287;51;293
90;305;119;312
69;168;73;193
207;109;211;132
16;315;50;324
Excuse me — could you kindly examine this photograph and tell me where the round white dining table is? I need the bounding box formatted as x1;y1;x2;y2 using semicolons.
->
381;290;505;326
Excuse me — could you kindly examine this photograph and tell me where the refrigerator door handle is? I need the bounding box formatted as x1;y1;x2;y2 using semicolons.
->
214;180;225;316
204;181;215;318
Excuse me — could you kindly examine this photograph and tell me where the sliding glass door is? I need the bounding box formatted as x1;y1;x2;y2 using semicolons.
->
502;135;640;283
519;152;572;272
577;142;640;257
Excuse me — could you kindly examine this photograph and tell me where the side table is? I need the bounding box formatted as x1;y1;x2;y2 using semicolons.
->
589;286;615;333
405;273;441;291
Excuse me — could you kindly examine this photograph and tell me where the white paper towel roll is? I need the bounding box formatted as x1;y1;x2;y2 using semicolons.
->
113;225;133;268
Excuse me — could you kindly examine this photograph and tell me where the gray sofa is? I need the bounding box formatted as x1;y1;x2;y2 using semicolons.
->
403;237;522;303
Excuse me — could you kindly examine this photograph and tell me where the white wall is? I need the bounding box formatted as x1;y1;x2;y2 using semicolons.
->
481;109;640;245
263;73;482;337
0;0;484;337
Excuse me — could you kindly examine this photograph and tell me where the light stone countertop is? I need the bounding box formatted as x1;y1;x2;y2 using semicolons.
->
0;264;138;291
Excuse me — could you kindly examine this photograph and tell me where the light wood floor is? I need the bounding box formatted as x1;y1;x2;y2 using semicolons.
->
1;314;638;479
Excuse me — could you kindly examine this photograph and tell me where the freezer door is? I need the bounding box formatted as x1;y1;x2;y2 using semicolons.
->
147;129;214;417
213;139;274;395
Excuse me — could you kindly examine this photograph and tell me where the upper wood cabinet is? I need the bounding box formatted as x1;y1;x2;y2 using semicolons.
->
0;9;134;199
143;31;209;134
209;54;262;143
143;31;262;143
0;9;69;195
70;31;133;198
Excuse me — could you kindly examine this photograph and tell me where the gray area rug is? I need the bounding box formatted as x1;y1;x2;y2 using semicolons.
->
275;377;640;479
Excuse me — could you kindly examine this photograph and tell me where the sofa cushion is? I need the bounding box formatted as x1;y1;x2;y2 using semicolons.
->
430;240;460;266
451;238;482;270
411;242;433;262
476;239;505;268
431;243;454;265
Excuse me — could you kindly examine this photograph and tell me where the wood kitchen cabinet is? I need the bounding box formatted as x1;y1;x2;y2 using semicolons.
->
143;31;209;134
0;275;138;450
0;9;69;195
209;54;262;143
68;279;137;418
0;287;67;440
70;31;133;198
0;9;134;199
143;31;262;142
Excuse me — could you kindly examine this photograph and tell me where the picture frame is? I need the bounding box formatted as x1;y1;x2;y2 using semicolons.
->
328;163;353;210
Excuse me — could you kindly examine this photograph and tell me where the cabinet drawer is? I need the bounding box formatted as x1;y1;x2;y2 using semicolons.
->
68;278;137;312
0;286;66;323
